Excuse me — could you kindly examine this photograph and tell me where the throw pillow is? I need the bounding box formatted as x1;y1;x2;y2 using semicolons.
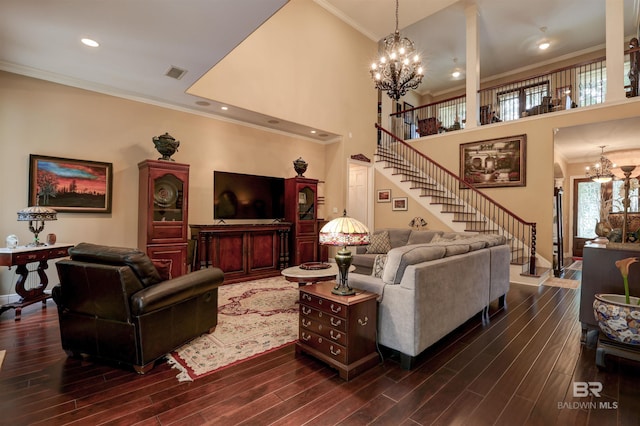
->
152;259;173;281
366;231;392;254
371;254;387;278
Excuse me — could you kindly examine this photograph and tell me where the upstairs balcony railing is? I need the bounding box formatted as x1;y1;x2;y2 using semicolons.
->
392;43;640;140
375;123;537;275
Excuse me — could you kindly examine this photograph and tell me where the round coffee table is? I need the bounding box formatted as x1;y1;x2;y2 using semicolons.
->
281;263;355;285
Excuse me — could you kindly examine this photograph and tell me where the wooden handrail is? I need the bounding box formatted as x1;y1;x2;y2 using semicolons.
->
375;122;537;274
375;124;535;227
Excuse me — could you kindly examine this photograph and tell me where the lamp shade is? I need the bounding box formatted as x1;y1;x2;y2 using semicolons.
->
17;205;58;221
319;214;370;247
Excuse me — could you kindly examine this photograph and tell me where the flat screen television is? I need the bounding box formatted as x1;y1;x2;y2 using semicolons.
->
213;171;285;220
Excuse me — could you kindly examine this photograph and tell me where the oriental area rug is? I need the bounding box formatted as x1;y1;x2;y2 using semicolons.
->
166;276;299;382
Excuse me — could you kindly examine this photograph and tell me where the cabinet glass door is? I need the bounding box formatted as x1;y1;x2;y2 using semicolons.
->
298;187;315;221
153;174;184;221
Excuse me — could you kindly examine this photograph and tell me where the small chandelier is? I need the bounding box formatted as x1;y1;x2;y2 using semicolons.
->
585;145;616;183
370;0;424;101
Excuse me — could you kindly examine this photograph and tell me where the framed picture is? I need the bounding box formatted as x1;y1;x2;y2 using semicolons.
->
29;155;113;213
377;189;391;203
392;197;408;211
459;134;527;188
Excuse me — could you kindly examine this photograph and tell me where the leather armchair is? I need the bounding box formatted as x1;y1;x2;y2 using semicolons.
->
53;242;224;373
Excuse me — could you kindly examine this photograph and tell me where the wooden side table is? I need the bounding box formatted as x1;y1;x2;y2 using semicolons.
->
296;281;379;380
0;244;73;320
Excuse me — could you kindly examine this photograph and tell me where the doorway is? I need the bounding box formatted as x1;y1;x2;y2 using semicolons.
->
347;160;373;230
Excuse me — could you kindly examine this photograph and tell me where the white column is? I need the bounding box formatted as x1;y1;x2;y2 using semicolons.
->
465;1;479;128
606;0;626;102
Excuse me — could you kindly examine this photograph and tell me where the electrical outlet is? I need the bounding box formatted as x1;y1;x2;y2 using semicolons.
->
333;207;338;213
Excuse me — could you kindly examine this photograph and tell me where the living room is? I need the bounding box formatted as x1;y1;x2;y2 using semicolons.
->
2;0;640;423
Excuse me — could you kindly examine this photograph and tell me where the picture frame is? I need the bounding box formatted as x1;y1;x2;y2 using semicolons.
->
459;134;526;188
377;189;391;203
29;154;113;213
392;197;408;211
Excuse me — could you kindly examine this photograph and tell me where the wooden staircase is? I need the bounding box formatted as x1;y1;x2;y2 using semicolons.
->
374;129;549;286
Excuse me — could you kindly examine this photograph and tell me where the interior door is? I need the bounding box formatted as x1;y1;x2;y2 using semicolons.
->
348;164;369;226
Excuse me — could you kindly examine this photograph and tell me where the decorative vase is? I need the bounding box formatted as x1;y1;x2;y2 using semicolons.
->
593;293;640;345
46;233;57;245
152;132;180;161
293;157;308;177
595;219;612;237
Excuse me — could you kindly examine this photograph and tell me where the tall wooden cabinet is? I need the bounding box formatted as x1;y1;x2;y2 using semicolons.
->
138;160;189;277
285;176;319;265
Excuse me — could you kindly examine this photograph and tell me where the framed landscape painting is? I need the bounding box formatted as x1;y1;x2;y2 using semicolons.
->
29;155;113;213
392;197;408;211
377;189;391;203
459;134;526;188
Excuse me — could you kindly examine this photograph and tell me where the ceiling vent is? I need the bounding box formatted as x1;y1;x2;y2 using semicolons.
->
165;66;187;80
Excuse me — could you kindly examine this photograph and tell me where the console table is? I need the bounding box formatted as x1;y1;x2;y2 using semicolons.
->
0;243;73;320
190;223;291;284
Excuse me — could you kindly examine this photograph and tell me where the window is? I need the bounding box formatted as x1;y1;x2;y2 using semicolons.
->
578;67;606;107
438;101;466;129
497;81;549;121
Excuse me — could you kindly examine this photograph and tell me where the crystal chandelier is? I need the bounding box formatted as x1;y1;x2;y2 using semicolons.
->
585;145;616;183
370;0;424;101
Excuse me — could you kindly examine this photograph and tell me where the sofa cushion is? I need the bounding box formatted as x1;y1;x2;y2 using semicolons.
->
385;229;413;248
383;245;446;285
366;231;392;254
371;254;387;278
407;230;442;245
69;242;162;287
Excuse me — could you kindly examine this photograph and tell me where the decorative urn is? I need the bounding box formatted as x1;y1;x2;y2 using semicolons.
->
153;132;180;161
593;294;640;345
293;157;308;177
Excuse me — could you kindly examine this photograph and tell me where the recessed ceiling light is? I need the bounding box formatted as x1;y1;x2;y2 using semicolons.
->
539;42;550;50
310;130;317;134
452;70;461;78
81;38;99;48
220;106;228;111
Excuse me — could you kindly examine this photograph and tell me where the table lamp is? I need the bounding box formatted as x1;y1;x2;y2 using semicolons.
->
17;205;57;246
318;210;370;295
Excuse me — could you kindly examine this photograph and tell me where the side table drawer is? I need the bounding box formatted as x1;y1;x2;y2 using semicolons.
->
300;315;347;346
13;251;49;263
300;292;346;319
300;305;346;332
299;330;347;364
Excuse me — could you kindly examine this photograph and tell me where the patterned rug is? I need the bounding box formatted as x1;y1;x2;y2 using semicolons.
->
166;276;299;381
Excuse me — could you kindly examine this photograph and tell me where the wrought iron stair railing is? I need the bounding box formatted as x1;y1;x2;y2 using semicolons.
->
375;123;537;275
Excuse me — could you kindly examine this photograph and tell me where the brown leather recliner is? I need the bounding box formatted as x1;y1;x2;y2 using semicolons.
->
53;242;224;373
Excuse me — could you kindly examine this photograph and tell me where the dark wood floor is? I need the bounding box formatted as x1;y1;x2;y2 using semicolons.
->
1;282;639;426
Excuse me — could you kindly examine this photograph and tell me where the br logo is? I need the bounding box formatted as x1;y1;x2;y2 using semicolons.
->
573;382;602;398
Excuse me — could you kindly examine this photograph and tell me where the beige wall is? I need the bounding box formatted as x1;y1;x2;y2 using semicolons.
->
0;71;328;295
373;172;450;232
189;0;378;214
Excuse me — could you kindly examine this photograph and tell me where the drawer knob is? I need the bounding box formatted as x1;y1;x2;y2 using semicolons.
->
358;316;369;326
302;306;311;315
330;304;341;314
330;346;341;356
330;330;342;340
330;318;342;327
301;333;311;341
302;319;311;328
302;294;311;301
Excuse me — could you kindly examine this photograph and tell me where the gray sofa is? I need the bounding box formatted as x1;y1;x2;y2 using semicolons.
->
349;229;510;369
